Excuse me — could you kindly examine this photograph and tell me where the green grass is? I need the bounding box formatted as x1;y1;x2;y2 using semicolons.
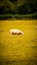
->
0;13;37;20
0;20;37;65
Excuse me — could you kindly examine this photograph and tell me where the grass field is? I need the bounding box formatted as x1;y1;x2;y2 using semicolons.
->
0;20;37;65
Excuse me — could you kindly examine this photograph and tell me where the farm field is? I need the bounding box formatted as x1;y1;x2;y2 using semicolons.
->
0;20;37;65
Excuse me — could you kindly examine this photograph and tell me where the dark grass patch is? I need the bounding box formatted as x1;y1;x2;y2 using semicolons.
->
0;59;37;65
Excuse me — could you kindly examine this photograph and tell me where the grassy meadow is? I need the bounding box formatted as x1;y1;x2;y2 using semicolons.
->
0;20;37;65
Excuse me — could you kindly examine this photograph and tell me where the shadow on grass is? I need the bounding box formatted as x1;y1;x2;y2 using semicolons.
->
0;59;37;65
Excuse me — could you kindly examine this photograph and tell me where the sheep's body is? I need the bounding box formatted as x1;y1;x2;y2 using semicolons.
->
10;29;24;35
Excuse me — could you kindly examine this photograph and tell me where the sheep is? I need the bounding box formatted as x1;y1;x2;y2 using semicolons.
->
10;29;24;35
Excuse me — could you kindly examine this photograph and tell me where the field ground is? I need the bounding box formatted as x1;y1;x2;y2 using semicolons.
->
0;20;37;65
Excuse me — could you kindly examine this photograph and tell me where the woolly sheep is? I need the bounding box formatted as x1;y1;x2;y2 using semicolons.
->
10;29;24;35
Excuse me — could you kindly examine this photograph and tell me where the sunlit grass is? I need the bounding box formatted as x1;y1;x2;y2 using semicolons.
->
0;20;37;61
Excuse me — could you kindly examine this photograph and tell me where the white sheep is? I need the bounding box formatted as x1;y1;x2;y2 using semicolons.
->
10;29;24;35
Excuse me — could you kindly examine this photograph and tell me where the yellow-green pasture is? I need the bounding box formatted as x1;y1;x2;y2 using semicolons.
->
0;20;37;61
